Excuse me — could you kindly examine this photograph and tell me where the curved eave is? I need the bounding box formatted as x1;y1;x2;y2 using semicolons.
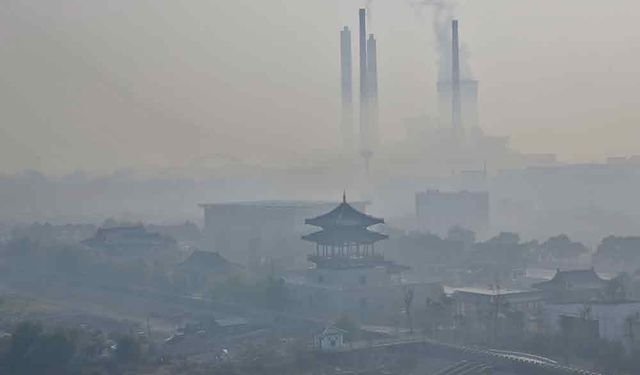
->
302;229;388;245
305;217;384;227
305;202;384;228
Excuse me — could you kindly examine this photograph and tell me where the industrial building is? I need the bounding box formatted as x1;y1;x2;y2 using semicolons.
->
339;9;379;172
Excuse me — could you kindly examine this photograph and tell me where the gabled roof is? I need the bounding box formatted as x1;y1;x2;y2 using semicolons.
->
179;250;242;273
318;325;347;337
305;196;383;228
533;268;607;290
302;228;388;245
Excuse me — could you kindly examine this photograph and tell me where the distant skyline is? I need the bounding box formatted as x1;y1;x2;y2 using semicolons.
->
2;0;640;174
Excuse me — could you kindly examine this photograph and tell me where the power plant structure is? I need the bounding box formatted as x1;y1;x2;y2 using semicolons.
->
339;14;482;174
437;20;479;141
451;19;462;141
366;34;379;160
358;8;368;162
340;8;379;174
340;26;354;151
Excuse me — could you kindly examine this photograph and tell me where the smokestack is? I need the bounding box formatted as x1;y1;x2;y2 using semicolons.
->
358;8;372;172
359;9;367;103
340;26;354;151
451;19;462;141
366;34;379;151
358;9;368;145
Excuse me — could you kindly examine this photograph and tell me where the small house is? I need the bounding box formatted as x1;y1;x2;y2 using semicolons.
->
315;326;347;352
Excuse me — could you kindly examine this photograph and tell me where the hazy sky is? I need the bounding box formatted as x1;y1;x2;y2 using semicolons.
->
1;0;640;174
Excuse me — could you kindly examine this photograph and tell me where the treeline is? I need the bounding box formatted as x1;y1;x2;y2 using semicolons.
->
0;321;144;375
388;228;591;265
0;320;321;375
0;235;292;315
386;227;640;273
0;237;185;292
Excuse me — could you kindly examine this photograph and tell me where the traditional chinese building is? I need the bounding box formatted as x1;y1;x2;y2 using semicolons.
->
286;195;443;321
533;268;609;303
303;193;392;272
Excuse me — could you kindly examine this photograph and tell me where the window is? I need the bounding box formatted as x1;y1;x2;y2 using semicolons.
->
318;275;324;283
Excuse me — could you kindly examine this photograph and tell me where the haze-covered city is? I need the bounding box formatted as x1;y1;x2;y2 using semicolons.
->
1;1;640;374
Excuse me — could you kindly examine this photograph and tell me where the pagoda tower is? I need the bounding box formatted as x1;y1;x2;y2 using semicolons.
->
290;196;441;319
302;194;389;269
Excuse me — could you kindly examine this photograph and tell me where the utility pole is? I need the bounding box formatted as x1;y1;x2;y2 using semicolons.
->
146;315;151;340
490;283;501;345
404;287;415;335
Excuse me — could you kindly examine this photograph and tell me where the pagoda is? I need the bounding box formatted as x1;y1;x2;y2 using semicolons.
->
289;195;441;319
302;193;390;269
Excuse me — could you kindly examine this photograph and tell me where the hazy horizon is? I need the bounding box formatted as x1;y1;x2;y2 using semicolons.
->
2;0;640;174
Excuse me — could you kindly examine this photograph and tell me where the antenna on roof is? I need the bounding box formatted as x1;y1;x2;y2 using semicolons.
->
343;191;347;203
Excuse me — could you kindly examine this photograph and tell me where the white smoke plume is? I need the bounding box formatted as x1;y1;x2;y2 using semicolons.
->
365;0;374;32
407;0;473;81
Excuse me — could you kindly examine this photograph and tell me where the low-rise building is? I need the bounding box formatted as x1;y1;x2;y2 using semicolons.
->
82;225;176;254
450;286;545;339
176;250;243;290
315;326;347;352
532;268;609;303
542;302;640;344
452;287;545;317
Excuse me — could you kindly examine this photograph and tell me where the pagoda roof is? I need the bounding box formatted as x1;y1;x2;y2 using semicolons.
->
305;197;383;228
533;268;607;290
302;227;388;245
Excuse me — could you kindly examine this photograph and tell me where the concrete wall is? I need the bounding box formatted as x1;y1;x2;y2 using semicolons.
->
543;302;640;342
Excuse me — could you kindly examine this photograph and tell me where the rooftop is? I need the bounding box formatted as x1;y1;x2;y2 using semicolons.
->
305;195;383;228
180;250;242;273
533;268;608;290
451;287;539;296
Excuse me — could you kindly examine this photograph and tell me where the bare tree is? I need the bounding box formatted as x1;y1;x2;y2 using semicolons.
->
404;286;414;335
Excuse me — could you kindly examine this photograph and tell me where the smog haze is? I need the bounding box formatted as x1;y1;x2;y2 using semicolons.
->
2;0;640;174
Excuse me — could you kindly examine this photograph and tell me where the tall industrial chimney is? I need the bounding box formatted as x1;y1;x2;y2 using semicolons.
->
358;8;372;172
340;26;354;151
451;19;462;141
366;34;379;151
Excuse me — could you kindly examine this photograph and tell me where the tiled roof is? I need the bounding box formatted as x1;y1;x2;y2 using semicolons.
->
305;200;383;228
